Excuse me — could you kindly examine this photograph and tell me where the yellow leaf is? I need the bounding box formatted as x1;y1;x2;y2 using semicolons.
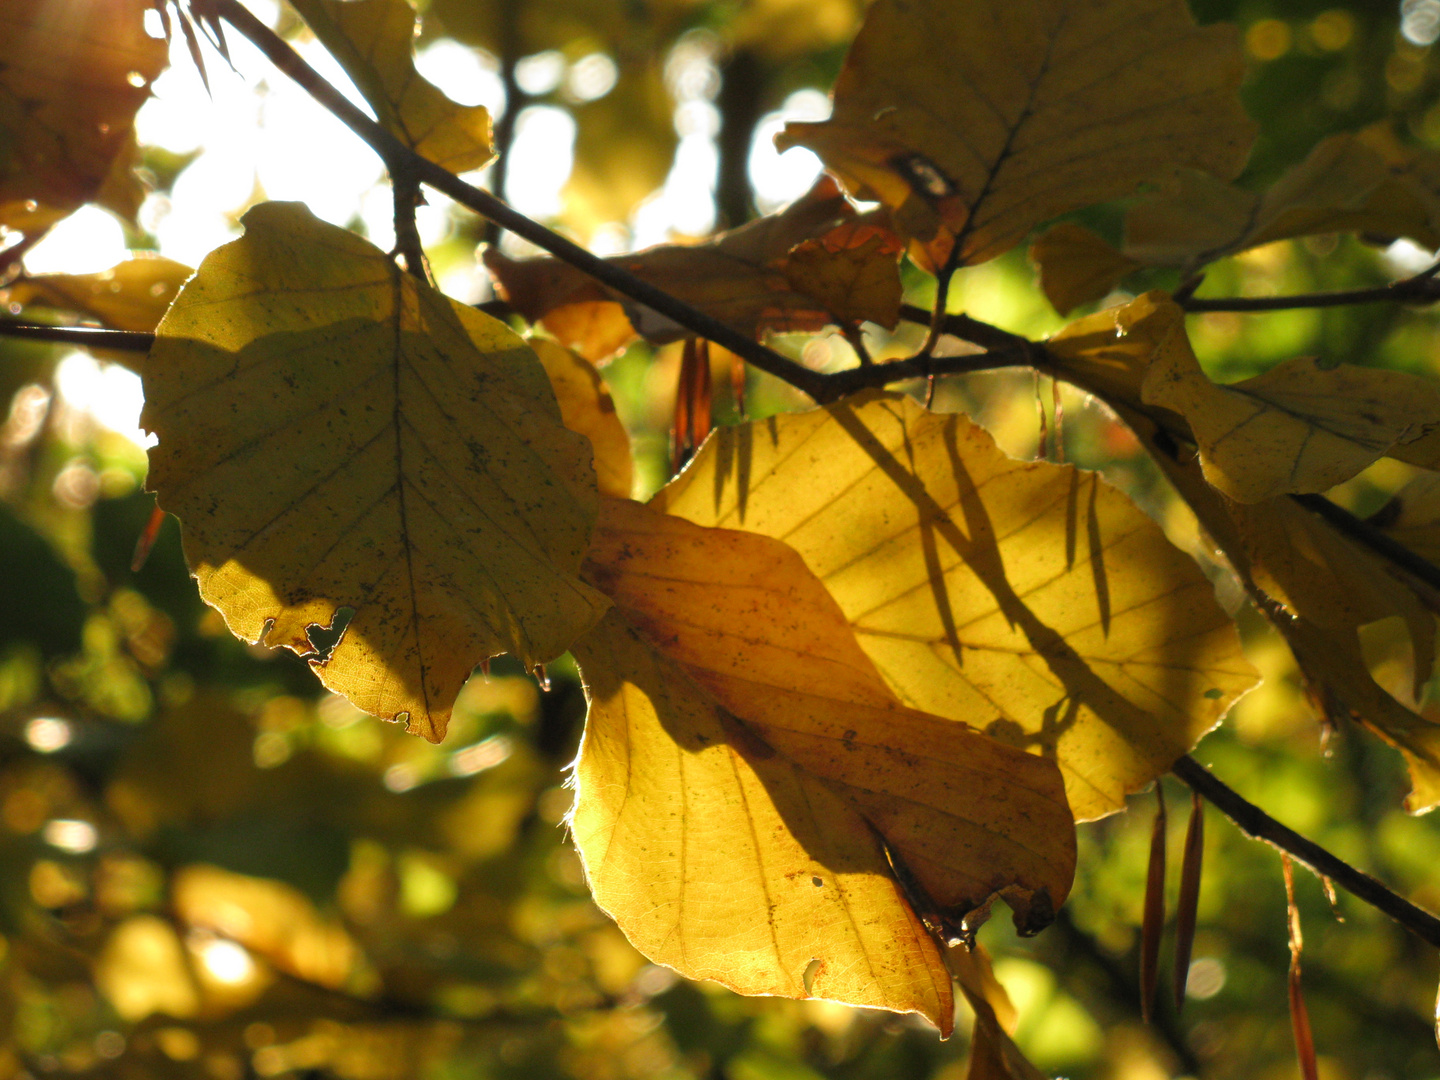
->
527;337;634;499
292;0;494;174
782;217;904;330
142;201;609;742
0;0;168;236
1029;223;1141;316
95;916;202;1022
5;255;192;333
1048;293;1440;811
1126;131;1440;271
1138;311;1440;503
1375;473;1440;570
485;179;895;356
572;497;1077;1034
653;392;1255;821
953;947;1045;1080
777;0;1254;268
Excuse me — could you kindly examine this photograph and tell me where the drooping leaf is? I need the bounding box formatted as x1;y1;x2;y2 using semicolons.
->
1029;222;1141;316
526;337;634;499
290;0;494;174
653;391;1255;821
1124;131;1440;273
0;0;168;236
5;255;192;333
776;0;1254;269
484;179;902;360
953;946;1045;1080
141;201;609;742
1139;319;1440;504
571;496;1077;1032
782;217;904;330
1047;294;1440;811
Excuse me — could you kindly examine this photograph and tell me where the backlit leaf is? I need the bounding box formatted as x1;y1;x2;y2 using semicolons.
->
485;180;899;359
1139;316;1440;503
142;201;609;742
1029;222;1141;316
1048;294;1440;811
5;255;192;332
777;0;1254;268
572;497;1077;1032
527;337;634;499
1125;131;1440;273
0;0;168;236
292;0;494;174
653;392;1255;821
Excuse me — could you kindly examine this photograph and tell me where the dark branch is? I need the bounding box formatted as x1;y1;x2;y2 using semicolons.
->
1173;755;1440;950
0;319;154;351
212;0;831;402
1178;274;1440;314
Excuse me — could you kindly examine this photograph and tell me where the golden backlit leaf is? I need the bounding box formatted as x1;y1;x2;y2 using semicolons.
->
528;337;634;498
1029;222;1141;316
654;392;1255;821
0;0;168;235
292;0;494;174
1048;293;1440;811
782;218;904;330
95;916;202;1022
572;497;1077;1033
1375;473;1440;569
5;255;192;332
1125;132;1440;272
1140;319;1440;503
142;201;608;742
777;0;1254;268
485;180;897;358
953;947;1044;1080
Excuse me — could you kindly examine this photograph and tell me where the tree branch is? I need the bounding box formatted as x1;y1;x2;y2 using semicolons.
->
1178;273;1440;314
211;0;831;402
0;319;154;351
1172;755;1440;950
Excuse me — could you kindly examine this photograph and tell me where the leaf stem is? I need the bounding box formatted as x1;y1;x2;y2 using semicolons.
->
1172;754;1440;950
212;0;831;402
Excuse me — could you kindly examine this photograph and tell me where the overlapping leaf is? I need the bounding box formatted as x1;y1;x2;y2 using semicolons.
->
484;180;902;361
142;201;608;742
5;255;192;332
1137;316;1440;504
0;0;168;237
292;0;494;174
1032;130;1440;311
571;497;1076;1033
527;338;634;498
1048;295;1440;811
653;392;1255;821
777;0;1254;270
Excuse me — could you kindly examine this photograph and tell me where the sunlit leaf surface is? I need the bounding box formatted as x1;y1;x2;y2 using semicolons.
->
572;497;1077;1032
654;392;1255;821
778;0;1254;268
142;201;608;741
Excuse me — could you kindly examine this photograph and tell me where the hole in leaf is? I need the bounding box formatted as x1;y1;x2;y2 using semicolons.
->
306;607;354;663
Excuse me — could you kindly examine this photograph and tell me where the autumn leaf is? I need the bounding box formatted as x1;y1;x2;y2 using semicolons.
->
653;391;1255;821
1139;318;1440;504
141;201;609;742
291;0;494;174
952;946;1044;1080
1029;222;1141;316
571;496;1076;1033
527;337;634;499
1374;473;1440;570
5;255;192;333
484;179;902;361
777;0;1254;270
1048;294;1440;811
0;0;168;237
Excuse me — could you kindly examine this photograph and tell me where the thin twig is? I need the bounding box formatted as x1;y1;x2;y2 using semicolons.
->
0;319;154;351
1172;755;1440;950
212;0;832;402
1179;274;1440;313
391;171;432;285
